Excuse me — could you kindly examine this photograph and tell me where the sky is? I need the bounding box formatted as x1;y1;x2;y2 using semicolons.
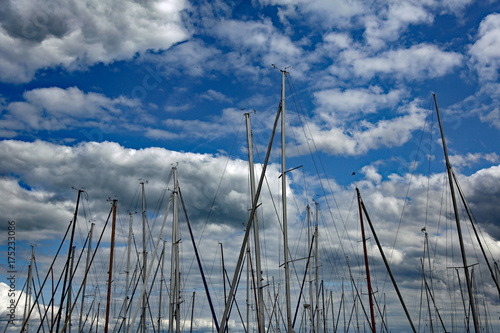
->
1;0;500;332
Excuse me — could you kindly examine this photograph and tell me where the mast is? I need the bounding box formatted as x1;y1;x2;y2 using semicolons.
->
358;189;417;333
218;87;283;333
433;93;480;332
158;240;166;333
190;292;196;333
278;66;294;333
56;189;82;333
308;205;315;333
67;246;76;333
124;214;133;332
79;223;94;333
169;167;181;333
105;200;117;333
140;182;147;333
244;112;265;333
23;246;35;333
315;203;320;333
356;189;376;333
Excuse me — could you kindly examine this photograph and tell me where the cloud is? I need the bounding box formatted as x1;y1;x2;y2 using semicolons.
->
293;98;427;156
0;0;190;83
258;0;366;27
213;18;302;69
314;86;406;120
469;13;500;82
362;1;434;49
449;152;499;169
351;44;463;81
0;140;499;331
0;87;142;137
200;89;232;103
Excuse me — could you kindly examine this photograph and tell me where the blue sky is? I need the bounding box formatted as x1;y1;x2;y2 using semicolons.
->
1;0;500;332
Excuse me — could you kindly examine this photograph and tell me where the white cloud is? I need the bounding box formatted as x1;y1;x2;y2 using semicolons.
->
293;99;427;156
449;152;499;169
213;18;302;69
0;87;142;136
351;44;463;81
363;1;434;49
258;0;366;27
0;0;190;83
361;164;383;184
469;13;500;82
314;86;406;119
1;140;499;331
200;89;232;103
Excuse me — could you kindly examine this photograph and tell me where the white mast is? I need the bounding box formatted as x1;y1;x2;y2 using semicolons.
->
308;204;314;333
124;214;133;332
141;182;147;333
314;202;320;333
279;67;294;333
433;93;480;332
169;167;181;333
244;112;265;333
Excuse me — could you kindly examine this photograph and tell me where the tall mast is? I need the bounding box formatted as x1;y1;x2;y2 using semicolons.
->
433;93;480;332
67;246;76;333
244;112;265;333
105;200;117;333
158;240;166;333
140;182;147;333
23;245;34;333
356;188;376;333
315;202;320;333
124;214;133;332
279;67;294;333
218;86;283;333
56;189;82;333
79;223;94;333
169;167;181;333
308;205;315;333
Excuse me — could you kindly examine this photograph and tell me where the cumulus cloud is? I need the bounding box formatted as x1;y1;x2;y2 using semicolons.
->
0;87;143;138
469;13;500;82
293;98;427;156
314;86;406;120
351;44;463;81
0;0;190;83
213;18;303;70
0;140;499;331
362;1;434;49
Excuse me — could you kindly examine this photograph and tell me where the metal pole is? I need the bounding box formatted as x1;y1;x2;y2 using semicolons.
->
280;68;294;333
356;189;376;333
105;200;117;333
434;93;480;332
79;223;94;333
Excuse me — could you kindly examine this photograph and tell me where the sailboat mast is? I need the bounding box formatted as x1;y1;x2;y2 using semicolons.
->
308;205;315;333
56;189;82;333
124;214;133;332
280;67;294;333
67;246;76;333
244;112;265;333
169;167;181;333
356;188;376;333
105;200;117;333
315;202;320;333
433;93;480;332
158;240;166;333
79;223;94;333
23;246;34;333
141;182;147;333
